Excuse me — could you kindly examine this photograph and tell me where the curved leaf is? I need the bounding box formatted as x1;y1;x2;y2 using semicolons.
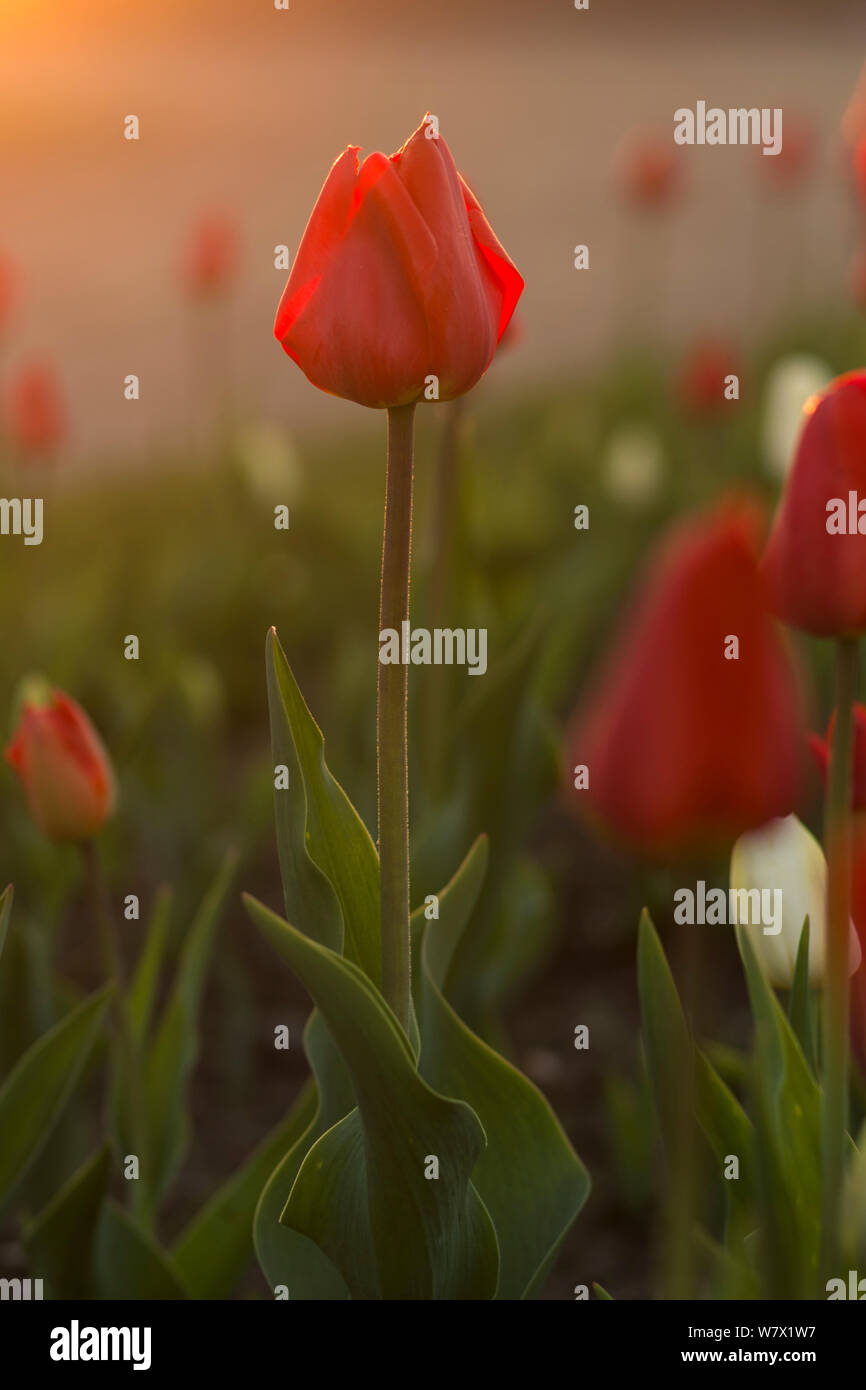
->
142;853;236;1216
0;983;113;1209
266;628;380;983
245;893;499;1300
416;838;590;1298
24;1143;112;1298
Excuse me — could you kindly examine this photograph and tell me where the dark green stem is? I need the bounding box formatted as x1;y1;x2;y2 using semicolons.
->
378;403;416;1032
85;840;149;1220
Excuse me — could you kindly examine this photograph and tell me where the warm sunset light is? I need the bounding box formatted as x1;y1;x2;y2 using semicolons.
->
1;0;865;1357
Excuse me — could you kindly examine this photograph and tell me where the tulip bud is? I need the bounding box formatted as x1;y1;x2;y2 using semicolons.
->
5;691;115;841
568;500;805;857
730;814;861;988
274;114;523;408
761;370;866;637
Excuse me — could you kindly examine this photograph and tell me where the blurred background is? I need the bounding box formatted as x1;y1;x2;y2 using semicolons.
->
2;0;866;1299
2;0;866;460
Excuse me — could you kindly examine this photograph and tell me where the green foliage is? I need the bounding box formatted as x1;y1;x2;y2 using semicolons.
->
245;638;589;1299
0;976;113;1214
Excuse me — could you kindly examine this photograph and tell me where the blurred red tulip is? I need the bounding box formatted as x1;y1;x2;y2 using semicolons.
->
274;114;524;408
616;133;680;210
5;691;115;842
0;254;16;336
756;117;814;189
568;501;805;857
676;338;740;416
853;134;866;206
843;62;866;152
761;370;866;636
5;363;66;459
183;212;240;299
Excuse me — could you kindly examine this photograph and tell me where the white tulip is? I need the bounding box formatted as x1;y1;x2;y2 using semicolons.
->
729;814;862;988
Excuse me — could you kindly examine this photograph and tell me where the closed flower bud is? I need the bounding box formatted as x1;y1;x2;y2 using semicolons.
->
730;814;861;988
274;115;523;409
761;370;866;636
568;501;805;857
5;691;115;841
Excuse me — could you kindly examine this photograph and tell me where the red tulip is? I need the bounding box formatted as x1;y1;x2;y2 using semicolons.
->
5;691;115;842
568;501;805;857
761;370;866;637
616;134;679;210
274;114;524;408
183;212;240;299
5;362;65;459
676;338;740;417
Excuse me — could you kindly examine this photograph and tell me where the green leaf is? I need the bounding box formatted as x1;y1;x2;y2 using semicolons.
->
737;926;821;1298
593;1281;613;1300
128;886;173;1047
253;1013;355;1300
638;913;753;1232
93;1201;190;1300
0;984;113;1209
245;892;499;1300
0;884;12;967
172;1085;317;1300
266;627;380;984
142;853;236;1216
415;837;590;1298
787;917;816;1073
24;1144;112;1298
637;910;691;1145
843;1122;866;1266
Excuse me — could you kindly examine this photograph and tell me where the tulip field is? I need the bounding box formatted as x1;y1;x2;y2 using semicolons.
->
5;0;866;1353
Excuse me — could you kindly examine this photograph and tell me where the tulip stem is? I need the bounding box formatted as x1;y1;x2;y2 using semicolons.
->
378;403;416;1032
820;636;858;1283
85;841;149;1221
